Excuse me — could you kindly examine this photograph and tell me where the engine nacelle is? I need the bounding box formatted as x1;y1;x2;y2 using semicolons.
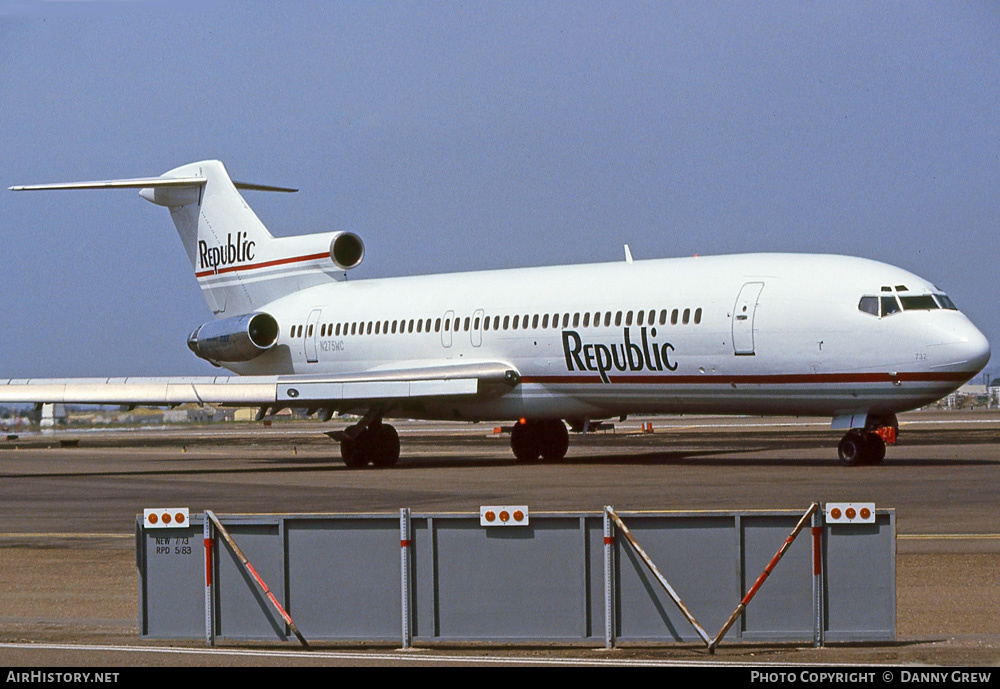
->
329;231;365;270
187;312;279;363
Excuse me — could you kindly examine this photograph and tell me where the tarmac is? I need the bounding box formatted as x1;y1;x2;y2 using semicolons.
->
0;409;997;667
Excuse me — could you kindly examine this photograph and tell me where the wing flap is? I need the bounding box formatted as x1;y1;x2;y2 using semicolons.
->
0;363;519;407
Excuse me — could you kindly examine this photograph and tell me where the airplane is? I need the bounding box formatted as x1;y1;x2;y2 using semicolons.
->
2;160;990;467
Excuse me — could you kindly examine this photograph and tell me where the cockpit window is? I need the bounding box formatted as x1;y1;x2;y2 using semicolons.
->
858;296;878;316
934;294;958;310
880;295;901;316
899;295;939;311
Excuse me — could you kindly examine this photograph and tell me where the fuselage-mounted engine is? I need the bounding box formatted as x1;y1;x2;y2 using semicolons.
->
329;231;365;271
187;312;280;364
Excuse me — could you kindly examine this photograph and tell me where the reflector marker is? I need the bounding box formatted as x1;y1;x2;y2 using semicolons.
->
480;505;529;527
826;502;876;524
144;507;189;529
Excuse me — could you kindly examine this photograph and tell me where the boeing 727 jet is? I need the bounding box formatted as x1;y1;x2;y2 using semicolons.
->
3;160;990;466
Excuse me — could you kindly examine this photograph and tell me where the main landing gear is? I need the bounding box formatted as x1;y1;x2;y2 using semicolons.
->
326;412;400;469
510;419;569;462
837;430;887;467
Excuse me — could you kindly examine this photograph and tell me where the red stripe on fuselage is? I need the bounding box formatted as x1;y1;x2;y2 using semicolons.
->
195;252;329;279
520;371;973;385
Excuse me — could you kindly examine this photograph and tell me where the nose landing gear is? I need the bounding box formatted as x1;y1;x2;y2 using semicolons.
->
838;430;887;466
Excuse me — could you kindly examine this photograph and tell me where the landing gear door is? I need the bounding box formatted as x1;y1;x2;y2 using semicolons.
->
732;282;764;356
305;308;322;363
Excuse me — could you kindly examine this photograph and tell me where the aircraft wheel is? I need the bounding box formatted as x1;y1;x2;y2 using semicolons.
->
511;420;541;462
865;432;886;465
370;424;401;468
539;420;569;461
340;437;369;469
837;431;867;467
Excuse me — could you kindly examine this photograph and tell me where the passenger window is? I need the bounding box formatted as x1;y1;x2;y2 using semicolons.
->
562;314;570;328
532;314;539;329
573;313;580;327
542;314;549;329
583;313;590;327
615;311;622;327
503;316;510;330
858;296;878;316
682;308;690;325
636;310;644;326
435;318;441;333
881;296;901;316
671;309;678;325
605;312;612;327
659;309;667;325
625;311;633;326
694;308;702;325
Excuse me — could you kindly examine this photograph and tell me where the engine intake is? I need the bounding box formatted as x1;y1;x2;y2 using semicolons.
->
187;312;279;363
330;231;365;270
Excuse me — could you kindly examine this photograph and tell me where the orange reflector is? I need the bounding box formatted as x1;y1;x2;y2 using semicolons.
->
148;513;159;524
860;507;871;520
175;512;186;524
845;507;856;519
480;504;529;527
162;513;172;524
830;507;842;520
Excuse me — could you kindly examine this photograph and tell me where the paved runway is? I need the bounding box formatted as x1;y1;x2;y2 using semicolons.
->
0;410;998;666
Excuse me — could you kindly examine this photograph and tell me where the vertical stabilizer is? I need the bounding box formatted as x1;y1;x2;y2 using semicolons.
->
12;160;357;317
139;161;350;315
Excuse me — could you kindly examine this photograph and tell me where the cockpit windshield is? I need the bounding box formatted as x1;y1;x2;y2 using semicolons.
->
858;290;958;317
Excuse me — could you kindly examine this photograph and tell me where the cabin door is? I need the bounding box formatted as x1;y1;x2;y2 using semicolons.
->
732;282;764;356
305;309;323;363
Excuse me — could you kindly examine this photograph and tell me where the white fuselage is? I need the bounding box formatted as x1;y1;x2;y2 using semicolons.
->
229;252;990;423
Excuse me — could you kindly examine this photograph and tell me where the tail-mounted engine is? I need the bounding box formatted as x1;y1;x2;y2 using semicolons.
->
187;312;279;363
330;231;365;271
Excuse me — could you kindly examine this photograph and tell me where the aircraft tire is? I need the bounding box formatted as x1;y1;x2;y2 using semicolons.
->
511;420;541;462
539;420;569;461
340;437;369;469
370;424;401;468
837;432;867;467
865;432;886;465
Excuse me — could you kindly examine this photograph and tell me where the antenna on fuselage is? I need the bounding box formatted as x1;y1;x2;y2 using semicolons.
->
624;244;634;263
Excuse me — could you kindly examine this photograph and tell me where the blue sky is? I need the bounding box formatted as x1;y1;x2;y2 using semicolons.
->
1;1;998;380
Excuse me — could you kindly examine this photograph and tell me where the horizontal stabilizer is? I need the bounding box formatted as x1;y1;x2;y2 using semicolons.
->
9;176;206;191
10;177;295;193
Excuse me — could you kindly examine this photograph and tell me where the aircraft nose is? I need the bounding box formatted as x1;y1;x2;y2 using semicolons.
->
952;321;991;373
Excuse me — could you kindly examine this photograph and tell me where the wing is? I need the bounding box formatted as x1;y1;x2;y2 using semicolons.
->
0;362;521;412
